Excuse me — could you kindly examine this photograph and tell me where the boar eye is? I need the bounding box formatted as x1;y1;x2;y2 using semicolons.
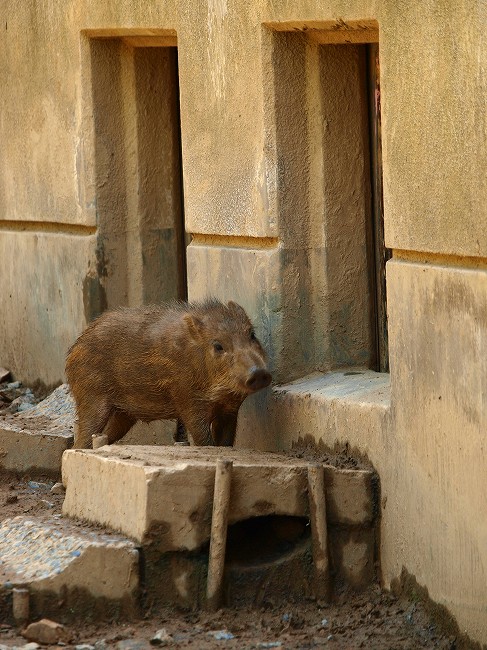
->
250;331;257;342
213;341;224;353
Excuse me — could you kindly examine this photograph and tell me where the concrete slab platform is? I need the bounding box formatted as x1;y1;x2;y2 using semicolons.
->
0;515;139;621
62;446;377;550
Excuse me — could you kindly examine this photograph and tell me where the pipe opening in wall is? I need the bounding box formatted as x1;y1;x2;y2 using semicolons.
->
223;515;310;568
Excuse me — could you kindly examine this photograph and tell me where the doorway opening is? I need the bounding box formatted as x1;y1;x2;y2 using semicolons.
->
87;36;187;316
270;28;390;375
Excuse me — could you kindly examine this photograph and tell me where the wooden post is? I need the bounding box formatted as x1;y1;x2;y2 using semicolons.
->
12;588;29;624
308;463;330;600
206;459;233;610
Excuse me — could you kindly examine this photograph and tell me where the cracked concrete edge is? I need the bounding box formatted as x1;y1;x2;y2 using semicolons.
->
30;545;140;600
0;384;74;474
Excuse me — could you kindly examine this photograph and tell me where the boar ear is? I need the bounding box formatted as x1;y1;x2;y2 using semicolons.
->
227;301;247;316
184;314;204;339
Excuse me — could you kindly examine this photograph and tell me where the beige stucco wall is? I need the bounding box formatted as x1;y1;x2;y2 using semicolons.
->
387;259;487;641
1;0;487;643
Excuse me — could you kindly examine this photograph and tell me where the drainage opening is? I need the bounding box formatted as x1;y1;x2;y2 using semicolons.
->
224;515;310;567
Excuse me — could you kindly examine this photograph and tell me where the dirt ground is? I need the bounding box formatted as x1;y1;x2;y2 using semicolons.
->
0;474;463;650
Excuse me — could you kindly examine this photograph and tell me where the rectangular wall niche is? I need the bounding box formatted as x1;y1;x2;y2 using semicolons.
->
88;38;186;315
271;29;390;375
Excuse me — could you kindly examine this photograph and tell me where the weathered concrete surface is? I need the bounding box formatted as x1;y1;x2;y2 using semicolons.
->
62;446;376;548
0;1;178;228
1;8;183;385
0;516;138;603
187;38;375;382
0;232;94;387
186;244;280;378
0;385;74;474
260;262;487;642
380;5;487;256
383;259;487;643
6;1;485;373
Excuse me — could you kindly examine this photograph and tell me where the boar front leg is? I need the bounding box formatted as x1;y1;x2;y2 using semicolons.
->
181;413;213;446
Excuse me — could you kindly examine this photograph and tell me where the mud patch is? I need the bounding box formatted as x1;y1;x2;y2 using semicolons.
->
0;472;64;521
290;439;373;470
392;567;482;650
0;584;462;648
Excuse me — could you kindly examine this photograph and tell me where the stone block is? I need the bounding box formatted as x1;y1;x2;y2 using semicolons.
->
62;446;376;549
22;619;71;645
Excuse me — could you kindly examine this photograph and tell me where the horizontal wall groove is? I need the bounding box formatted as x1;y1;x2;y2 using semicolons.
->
393;249;487;271
189;234;279;250
0;221;97;236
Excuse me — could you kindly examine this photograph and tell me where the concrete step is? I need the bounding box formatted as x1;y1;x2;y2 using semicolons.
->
0;515;139;622
62;445;378;608
0;385;75;474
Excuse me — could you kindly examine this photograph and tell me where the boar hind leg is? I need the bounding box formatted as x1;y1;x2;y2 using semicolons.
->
74;399;111;449
103;411;137;444
211;413;238;446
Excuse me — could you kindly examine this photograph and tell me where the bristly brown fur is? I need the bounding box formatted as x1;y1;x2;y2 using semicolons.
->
66;299;271;449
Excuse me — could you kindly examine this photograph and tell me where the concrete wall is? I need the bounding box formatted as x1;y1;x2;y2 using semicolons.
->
1;0;487;643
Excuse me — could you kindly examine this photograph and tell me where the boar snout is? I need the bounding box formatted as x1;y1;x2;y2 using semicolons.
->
245;367;272;392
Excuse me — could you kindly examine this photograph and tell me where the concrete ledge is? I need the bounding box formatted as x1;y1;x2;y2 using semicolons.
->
62;446;377;549
238;369;391;453
0;516;139;605
274;370;391;406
